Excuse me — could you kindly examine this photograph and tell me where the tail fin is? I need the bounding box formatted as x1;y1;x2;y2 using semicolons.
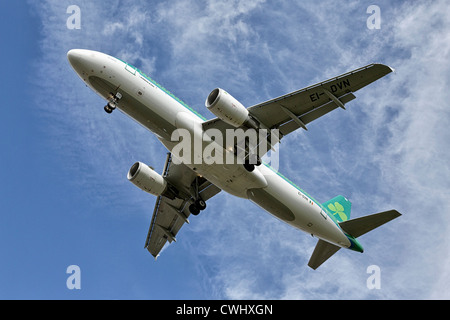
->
308;210;401;270
322;195;352;222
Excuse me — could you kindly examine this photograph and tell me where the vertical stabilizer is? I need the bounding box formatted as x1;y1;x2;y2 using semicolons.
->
322;195;352;222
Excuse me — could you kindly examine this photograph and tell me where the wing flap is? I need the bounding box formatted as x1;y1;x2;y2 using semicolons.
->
248;63;393;132
278;92;356;136
144;195;189;257
144;153;221;259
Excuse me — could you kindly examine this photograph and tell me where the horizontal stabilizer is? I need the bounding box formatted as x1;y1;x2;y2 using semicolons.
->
308;210;401;269
339;210;401;238
308;239;341;270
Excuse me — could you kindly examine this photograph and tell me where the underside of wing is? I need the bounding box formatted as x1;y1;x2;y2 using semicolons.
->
202;64;394;156
248;63;394;136
144;153;221;258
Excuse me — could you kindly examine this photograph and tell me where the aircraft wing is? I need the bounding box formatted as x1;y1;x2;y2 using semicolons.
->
202;64;393;154
144;153;221;258
247;63;394;136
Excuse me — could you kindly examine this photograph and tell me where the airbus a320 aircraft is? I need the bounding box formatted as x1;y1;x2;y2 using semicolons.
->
68;49;401;269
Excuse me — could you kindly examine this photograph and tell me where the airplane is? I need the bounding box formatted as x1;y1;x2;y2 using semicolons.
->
67;49;401;269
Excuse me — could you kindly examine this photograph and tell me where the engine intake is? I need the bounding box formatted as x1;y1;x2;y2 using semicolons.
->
206;88;258;128
127;162;177;199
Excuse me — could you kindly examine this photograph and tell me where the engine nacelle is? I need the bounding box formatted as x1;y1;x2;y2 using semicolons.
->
127;162;177;199
206;88;251;128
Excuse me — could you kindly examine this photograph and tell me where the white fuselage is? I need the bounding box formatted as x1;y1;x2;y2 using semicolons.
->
67;49;352;249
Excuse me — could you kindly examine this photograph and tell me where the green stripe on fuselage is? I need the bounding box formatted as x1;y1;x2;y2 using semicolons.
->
116;58;207;121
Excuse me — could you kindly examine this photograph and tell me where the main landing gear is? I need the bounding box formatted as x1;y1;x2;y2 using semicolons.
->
188;176;207;216
189;198;206;216
104;92;122;114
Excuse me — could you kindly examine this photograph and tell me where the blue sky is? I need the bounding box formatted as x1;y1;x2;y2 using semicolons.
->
1;0;449;299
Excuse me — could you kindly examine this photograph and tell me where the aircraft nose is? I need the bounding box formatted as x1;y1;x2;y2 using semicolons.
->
67;49;101;79
67;49;80;64
67;49;88;70
68;49;84;76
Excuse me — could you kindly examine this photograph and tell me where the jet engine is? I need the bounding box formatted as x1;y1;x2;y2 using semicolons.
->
206;88;259;129
127;162;177;199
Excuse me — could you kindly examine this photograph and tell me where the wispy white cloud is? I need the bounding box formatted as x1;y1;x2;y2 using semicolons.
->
369;0;450;299
184;0;450;299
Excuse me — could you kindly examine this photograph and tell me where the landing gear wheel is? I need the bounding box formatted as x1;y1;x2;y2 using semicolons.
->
107;101;117;110
104;105;113;114
189;204;201;216
104;92;121;114
195;199;207;211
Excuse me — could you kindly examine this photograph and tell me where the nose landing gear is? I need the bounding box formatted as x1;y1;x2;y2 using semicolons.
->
104;92;122;114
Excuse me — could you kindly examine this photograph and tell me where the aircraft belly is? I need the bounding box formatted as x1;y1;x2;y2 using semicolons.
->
186;163;267;198
87;74;349;248
89;76;179;139
249;165;351;247
81;53;188;140
247;188;296;221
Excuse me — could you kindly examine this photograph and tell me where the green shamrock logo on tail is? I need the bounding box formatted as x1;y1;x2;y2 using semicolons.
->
328;202;348;221
322;195;352;222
